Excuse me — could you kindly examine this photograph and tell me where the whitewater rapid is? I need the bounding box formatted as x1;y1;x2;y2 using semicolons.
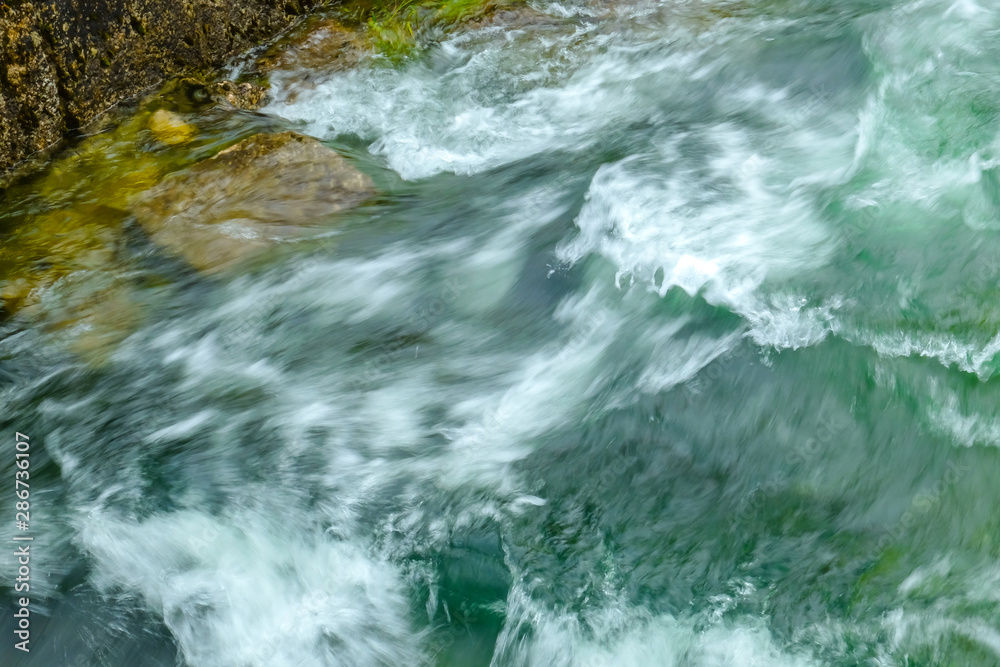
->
5;0;1000;664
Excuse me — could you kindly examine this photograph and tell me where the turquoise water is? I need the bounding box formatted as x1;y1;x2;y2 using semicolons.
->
4;0;1000;664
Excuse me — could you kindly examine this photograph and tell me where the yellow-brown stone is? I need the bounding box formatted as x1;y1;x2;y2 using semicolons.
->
147;109;197;146
256;18;368;77
131;131;375;273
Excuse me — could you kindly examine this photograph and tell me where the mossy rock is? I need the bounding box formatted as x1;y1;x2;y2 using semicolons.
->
29;105;181;211
130;131;375;273
0;206;126;316
206;81;271;110
147;110;198;146
158;77;271;111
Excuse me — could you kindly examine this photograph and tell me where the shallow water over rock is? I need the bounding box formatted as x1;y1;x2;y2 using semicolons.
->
133;131;375;272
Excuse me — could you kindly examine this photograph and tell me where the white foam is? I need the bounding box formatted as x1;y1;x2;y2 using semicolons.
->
925;383;1000;447
33;0;1000;664
79;510;423;667
437;287;620;490
848;328;1000;379
267;3;866;353
556;141;837;349
632;318;743;395
494;585;817;667
267;14;721;180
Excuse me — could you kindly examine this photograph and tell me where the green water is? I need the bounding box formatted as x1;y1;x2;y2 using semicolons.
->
3;0;1000;664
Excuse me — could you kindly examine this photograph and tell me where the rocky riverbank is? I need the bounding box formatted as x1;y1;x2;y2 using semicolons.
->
0;0;328;172
0;0;553;364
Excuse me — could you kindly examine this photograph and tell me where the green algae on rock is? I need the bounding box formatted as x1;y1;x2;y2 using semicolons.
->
147;109;198;146
130;132;375;273
358;0;536;59
252;0;539;72
0;206;126;318
206;81;271;110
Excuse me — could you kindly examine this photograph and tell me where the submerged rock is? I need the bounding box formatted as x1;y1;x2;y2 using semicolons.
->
147;110;197;146
55;279;148;367
252;17;369;98
131;132;375;272
459;5;563;31
0;206;124;317
256;18;368;77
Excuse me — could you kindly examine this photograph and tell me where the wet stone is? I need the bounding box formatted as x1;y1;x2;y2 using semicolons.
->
255;18;369;91
166;78;272;111
130;131;375;273
0;207;125;317
460;6;566;31
206;81;271;110
147;110;197;146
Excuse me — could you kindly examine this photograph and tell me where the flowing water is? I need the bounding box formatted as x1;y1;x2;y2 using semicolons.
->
4;0;1000;664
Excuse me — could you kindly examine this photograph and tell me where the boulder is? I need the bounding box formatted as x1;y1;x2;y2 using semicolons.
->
130;131;375;272
0;0;331;173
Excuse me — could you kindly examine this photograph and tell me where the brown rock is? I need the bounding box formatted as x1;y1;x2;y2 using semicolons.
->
256;18;368;80
0;7;64;167
131;131;375;272
156;77;269;111
0;0;331;173
57;280;147;367
460;6;564;31
206;80;270;110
